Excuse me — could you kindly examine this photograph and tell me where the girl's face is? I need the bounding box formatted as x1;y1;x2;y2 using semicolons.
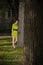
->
15;20;19;24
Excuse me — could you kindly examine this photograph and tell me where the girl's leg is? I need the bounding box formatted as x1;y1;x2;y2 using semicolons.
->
12;37;15;48
12;37;17;48
14;38;17;45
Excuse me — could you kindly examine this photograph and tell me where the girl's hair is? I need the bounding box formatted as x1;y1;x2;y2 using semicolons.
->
13;19;19;23
15;19;19;21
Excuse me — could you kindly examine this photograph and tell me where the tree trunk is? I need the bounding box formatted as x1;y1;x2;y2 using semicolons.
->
23;0;43;65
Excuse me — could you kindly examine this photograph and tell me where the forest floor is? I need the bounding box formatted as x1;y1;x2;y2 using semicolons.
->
0;36;23;65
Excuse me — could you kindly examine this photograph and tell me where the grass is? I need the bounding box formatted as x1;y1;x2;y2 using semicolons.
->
0;36;23;65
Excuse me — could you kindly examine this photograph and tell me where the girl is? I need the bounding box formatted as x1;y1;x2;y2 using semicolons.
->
12;19;19;48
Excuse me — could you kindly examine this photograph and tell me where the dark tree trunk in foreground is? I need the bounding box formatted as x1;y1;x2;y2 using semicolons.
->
23;0;43;65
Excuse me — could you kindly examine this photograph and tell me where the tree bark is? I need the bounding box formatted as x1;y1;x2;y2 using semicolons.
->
23;0;43;65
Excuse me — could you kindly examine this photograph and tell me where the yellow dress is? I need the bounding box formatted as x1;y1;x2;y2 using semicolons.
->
12;23;18;38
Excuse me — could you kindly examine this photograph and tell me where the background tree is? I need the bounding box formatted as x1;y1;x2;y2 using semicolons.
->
7;0;19;18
